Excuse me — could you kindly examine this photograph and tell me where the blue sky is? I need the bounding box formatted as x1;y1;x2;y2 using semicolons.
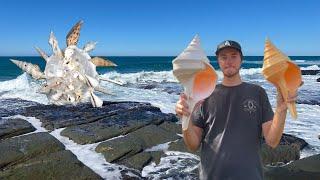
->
0;0;319;56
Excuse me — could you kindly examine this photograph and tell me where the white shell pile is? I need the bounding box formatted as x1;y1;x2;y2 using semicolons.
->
11;21;122;107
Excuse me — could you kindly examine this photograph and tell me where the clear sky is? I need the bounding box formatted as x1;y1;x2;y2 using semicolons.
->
0;0;319;56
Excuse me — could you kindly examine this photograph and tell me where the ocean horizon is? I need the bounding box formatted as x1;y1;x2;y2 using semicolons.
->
1;56;320;80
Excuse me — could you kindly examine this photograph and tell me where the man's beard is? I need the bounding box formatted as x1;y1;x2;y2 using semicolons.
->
222;66;241;78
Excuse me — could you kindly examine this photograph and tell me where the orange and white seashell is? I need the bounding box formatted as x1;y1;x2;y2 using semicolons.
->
262;38;302;119
173;35;218;130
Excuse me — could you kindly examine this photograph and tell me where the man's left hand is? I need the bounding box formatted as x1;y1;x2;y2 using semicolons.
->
275;81;303;113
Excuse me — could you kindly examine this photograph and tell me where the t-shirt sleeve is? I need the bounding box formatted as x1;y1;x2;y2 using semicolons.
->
260;88;274;124
191;103;206;128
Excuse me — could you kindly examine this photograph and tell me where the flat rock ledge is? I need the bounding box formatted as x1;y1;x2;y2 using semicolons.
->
0;98;318;179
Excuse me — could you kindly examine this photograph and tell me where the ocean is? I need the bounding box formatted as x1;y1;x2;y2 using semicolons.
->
0;56;319;178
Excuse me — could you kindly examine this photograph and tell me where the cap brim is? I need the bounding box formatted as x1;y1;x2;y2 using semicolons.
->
215;46;242;56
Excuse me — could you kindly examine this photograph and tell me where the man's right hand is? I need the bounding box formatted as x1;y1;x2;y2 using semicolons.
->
175;93;191;118
176;93;204;152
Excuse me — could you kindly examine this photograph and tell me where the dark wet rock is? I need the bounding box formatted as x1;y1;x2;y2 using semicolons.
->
317;77;320;82
284;154;320;174
160;83;183;95
96;135;143;162
61;107;177;144
129;124;180;149
263;133;308;150
119;151;164;171
295;88;320;106
138;84;157;90
281;133;308;150
264;154;320;180
94;121;181;172
134;81;183;95
149;151;164;165
168;139;200;156
0;109;12;119
135;82;182;95
163;87;183;95
168;134;305;166
297;99;320;106
0;132;102;179
119;152;152;171
159;121;181;134
23;101;162;131
0;132;65;169
0;150;102;180
0;98;39;118
260;134;307;165
261;144;300;165
96;124;180;164
0;118;36;140
301;69;320;75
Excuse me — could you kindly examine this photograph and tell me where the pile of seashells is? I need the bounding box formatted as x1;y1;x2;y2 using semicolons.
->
11;21;122;107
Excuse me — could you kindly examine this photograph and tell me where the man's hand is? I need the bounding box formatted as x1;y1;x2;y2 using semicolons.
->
275;81;302;113
175;93;190;118
176;93;204;152
175;93;204;118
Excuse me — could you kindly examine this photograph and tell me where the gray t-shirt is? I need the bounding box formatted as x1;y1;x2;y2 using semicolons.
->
192;82;274;180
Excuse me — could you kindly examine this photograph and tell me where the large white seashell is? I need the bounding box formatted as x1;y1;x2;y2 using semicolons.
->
11;21;120;107
172;35;217;131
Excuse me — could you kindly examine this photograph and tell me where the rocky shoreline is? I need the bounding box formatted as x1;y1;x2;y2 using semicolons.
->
0;98;319;179
301;69;320;75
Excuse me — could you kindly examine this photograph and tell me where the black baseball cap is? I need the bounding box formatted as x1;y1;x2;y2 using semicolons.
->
215;40;243;56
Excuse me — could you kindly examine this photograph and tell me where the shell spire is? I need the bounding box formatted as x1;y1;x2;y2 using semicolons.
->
49;31;64;58
263;38;290;69
10;59;45;80
34;46;49;62
66;20;83;46
99;76;124;86
83;41;97;52
90;92;103;107
84;74;99;88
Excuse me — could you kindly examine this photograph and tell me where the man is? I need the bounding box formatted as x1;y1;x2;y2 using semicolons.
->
175;40;298;180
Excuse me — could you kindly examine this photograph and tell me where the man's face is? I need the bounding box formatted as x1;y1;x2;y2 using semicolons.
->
217;48;242;78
